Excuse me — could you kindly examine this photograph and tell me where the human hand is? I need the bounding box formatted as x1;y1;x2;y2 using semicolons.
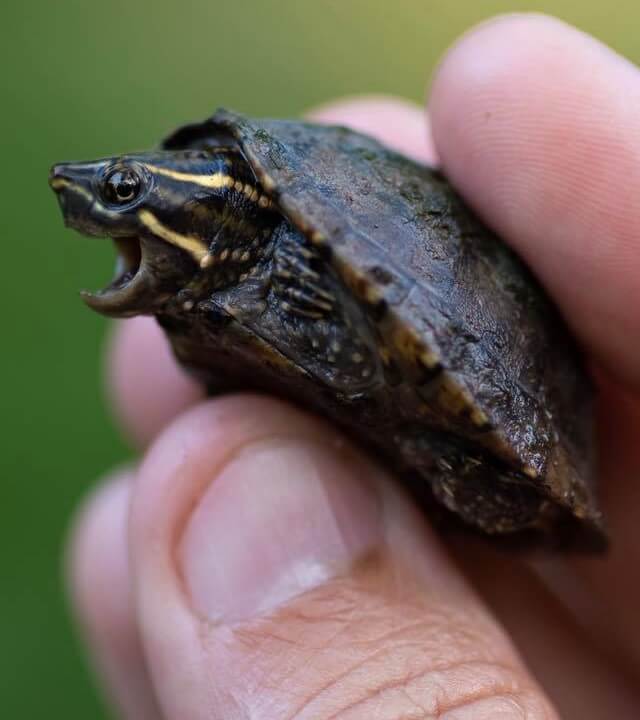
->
68;15;640;719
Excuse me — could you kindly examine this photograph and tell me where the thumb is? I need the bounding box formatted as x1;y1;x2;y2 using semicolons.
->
130;396;555;720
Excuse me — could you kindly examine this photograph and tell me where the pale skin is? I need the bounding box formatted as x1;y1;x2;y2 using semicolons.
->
68;15;640;719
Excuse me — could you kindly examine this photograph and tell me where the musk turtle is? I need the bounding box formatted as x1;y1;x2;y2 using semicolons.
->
50;109;604;549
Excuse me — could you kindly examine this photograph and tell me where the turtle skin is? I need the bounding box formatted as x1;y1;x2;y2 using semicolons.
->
158;110;603;550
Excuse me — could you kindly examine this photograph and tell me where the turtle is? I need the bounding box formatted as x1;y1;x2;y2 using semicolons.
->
49;108;605;550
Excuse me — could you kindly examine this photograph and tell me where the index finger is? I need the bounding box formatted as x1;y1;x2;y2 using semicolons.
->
430;13;640;388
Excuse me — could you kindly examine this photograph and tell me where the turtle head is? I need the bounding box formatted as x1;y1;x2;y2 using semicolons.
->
50;150;253;317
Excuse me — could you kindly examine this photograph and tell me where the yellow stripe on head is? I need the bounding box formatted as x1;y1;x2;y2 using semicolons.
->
144;163;272;208
137;209;210;263
144;164;235;190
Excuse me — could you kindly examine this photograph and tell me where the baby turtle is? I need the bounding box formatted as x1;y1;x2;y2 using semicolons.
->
50;109;604;550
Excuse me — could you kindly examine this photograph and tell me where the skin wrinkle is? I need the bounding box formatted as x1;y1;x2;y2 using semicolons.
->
227;572;538;720
286;659;541;720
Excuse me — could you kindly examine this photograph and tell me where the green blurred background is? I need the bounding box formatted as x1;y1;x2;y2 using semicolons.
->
1;1;639;716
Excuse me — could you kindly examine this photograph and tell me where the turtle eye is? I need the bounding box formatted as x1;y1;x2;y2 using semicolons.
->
103;168;142;205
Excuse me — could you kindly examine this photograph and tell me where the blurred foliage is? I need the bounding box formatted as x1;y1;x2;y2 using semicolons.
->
1;1;639;716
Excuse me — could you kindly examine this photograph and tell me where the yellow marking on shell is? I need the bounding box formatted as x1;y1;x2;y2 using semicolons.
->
437;377;474;415
261;175;277;192
137;210;209;263
220;249;230;262
365;285;383;305
200;254;214;269
240;251;250;262
144;164;235;190
419;350;440;369
351;352;364;364
523;465;538;479
469;407;489;427
258;195;271;209
391;325;423;362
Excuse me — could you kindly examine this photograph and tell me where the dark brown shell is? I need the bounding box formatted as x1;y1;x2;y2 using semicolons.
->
162;109;603;549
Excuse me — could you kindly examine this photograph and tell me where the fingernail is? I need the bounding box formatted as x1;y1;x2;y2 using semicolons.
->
179;440;382;622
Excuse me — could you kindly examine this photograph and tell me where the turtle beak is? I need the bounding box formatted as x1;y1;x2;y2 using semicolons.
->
49;162;107;236
49;161;100;191
49;161;152;317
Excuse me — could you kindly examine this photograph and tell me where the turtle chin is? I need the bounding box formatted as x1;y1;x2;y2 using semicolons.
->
81;236;171;317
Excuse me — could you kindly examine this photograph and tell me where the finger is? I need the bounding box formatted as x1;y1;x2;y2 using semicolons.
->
67;470;162;720
430;13;640;386
107;317;204;448
451;541;640;718
129;395;558;720
430;12;640;673
309;95;438;165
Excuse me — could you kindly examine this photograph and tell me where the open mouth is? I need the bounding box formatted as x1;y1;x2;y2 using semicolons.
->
110;237;142;289
81;236;149;316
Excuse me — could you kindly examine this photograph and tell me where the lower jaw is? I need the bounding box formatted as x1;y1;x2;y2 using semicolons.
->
81;236;149;317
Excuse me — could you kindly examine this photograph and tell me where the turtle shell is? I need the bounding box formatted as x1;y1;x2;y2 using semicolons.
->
160;110;602;548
